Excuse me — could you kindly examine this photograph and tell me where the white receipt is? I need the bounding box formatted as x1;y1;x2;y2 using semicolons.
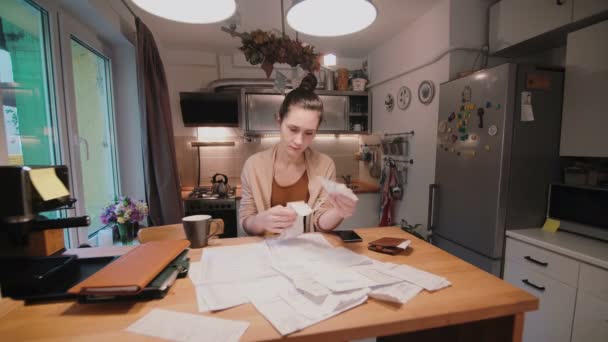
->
200;242;277;282
196;282;248;311
127;308;249;342
313;268;376;292
380;263;451;291
351;263;403;287
316;176;359;201
369;282;423;304
278;201;313;240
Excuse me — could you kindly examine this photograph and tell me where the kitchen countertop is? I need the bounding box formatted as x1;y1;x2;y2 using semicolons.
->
0;227;536;341
506;228;608;269
181;179;380;200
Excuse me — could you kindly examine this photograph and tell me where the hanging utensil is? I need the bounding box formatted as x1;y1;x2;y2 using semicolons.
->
369;149;381;179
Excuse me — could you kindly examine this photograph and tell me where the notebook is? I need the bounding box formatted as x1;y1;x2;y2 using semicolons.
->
68;240;189;296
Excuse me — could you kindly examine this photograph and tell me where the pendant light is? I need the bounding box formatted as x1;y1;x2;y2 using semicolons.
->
286;0;377;37
131;0;236;24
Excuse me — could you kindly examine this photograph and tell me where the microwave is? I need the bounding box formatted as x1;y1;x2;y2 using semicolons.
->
548;184;608;241
180;91;240;127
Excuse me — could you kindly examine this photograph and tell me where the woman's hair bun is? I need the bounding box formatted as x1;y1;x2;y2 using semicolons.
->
298;73;317;91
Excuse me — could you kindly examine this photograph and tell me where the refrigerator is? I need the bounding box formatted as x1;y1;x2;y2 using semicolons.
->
429;63;564;276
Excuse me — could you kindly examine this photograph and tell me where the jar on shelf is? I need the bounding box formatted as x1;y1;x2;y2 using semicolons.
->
336;68;349;90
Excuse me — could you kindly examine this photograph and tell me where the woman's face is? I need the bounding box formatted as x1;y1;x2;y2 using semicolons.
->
278;106;321;158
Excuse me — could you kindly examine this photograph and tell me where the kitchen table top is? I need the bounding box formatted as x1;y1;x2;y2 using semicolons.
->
0;227;536;341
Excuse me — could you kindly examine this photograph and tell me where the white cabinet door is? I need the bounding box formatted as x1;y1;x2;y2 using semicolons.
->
503;259;577;342
571;291;608;342
560;20;608;157
573;0;608;21
489;0;573;53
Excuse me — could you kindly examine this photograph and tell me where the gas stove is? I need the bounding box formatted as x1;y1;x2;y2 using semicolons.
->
184;186;237;238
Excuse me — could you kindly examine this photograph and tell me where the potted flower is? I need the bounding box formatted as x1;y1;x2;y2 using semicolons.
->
100;196;149;245
350;61;369;91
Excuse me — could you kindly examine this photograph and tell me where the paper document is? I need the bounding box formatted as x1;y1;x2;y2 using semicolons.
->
380;263;451;291
313;268;375;292
200;242;277;282
127;308;249;342
196;282;248;311
351;263;404;287
29;168;69;201
278;201;313;240
369;282;422;304
317;176;359;201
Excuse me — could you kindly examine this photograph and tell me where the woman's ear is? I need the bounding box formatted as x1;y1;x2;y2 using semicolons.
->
275;113;282;127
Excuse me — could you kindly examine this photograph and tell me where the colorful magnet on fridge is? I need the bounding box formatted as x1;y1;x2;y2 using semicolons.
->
460;105;465;111
448;112;456;122
477;108;485;128
451;134;458;143
460;134;469;141
484;145;491;151
465;112;471;119
486;101;492;108
457;113;462;119
496;103;501;110
438;120;448;133
458;127;466;133
465;103;476;111
462;86;472;103
470;134;478;141
488;125;498;136
447;127;453;133
463;150;476;157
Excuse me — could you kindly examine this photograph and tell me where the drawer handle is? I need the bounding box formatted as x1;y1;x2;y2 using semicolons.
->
524;256;548;267
522;279;545;292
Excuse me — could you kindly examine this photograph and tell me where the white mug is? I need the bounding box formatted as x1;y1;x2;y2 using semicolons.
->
352;124;362;131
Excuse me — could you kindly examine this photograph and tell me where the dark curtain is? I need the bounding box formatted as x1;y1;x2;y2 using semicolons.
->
135;18;183;225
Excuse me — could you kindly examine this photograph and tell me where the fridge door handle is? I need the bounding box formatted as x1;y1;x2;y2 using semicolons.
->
427;184;438;231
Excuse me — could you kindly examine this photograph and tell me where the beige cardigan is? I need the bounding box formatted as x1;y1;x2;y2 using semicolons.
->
239;144;339;233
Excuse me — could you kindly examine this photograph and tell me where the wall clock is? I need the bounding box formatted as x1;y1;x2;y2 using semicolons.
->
418;80;435;105
385;93;394;112
397;86;411;110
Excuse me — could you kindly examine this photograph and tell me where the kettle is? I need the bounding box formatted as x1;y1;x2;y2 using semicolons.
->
211;173;231;197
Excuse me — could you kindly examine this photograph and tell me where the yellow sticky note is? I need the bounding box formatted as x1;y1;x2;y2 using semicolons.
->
29;168;69;201
542;218;560;233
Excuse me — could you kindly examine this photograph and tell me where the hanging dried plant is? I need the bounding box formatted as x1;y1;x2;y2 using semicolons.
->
238;29;321;78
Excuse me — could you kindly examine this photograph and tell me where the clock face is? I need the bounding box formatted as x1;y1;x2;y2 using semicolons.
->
397;86;411;110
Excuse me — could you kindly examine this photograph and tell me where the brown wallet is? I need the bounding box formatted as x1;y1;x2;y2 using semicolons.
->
368;237;410;255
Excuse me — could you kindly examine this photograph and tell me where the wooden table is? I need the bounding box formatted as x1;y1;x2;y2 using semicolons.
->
0;227;537;341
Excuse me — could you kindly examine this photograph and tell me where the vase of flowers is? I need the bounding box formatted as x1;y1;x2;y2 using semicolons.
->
100;196;149;245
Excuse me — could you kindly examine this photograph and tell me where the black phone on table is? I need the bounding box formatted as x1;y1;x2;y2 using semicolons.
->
334;230;363;243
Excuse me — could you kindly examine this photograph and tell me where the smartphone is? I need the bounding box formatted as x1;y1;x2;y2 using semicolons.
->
334;230;363;243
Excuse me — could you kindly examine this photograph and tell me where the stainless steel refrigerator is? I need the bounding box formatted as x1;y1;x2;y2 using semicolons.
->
429;63;564;276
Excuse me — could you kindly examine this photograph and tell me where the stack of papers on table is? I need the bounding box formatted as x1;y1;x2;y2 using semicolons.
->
191;233;451;336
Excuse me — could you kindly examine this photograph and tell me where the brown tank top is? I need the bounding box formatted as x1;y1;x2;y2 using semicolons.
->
271;171;310;207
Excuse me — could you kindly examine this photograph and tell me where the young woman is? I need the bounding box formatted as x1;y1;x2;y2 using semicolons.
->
239;73;357;236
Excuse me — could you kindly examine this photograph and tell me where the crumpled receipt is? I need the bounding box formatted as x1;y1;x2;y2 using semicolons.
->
316;176;359;201
278;201;313;240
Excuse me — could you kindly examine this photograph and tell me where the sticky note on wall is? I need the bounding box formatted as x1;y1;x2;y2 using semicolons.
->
542;218;560;233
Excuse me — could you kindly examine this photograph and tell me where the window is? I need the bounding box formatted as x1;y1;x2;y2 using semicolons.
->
0;0;60;166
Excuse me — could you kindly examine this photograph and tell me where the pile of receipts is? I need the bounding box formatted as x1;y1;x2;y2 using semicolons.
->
188;233;451;336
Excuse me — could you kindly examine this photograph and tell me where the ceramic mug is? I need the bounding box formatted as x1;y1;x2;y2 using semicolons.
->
182;215;224;248
352;123;362;131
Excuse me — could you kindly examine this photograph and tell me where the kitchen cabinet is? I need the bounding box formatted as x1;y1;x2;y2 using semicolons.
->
489;0;573;54
560;20;608;157
573;0;608;21
504;229;608;342
242;89;370;135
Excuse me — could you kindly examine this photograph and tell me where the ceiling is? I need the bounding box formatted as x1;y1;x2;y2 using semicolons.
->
126;0;441;58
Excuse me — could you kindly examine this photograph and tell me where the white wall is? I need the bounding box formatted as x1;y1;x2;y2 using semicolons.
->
367;0;451;229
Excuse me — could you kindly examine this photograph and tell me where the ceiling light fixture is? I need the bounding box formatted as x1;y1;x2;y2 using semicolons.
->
287;0;377;37
131;0;236;24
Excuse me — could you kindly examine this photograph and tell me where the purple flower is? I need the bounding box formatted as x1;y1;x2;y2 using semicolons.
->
99;196;149;225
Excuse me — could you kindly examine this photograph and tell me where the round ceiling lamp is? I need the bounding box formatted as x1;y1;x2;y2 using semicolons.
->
287;0;377;37
131;0;236;24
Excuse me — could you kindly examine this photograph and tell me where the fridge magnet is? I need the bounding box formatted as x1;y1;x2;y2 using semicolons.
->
484;145;491;151
458;127;466;133
447;127;453;133
462;86;472;103
448;112;456;122
384;93;394;112
485;101;492;108
450;134;458;143
397;86;412;110
465;103;476;111
418;80;435;105
470;134;478;141
460;105;465;111
460;134;469;141
521;91;534;122
477;108;485;128
488;125;498;136
465;112;471;119
463;150;476;157
496;103;501;110
438;120;448;133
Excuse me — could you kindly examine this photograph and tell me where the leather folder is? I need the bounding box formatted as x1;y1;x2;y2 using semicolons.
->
368;237;410;255
68;240;190;296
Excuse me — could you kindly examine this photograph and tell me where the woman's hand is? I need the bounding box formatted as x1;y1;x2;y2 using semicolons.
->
250;205;297;234
327;192;358;218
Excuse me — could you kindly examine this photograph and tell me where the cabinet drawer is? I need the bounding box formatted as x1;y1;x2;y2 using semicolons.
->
571;291;608;342
505;238;579;287
579;263;608;301
503;260;576;342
